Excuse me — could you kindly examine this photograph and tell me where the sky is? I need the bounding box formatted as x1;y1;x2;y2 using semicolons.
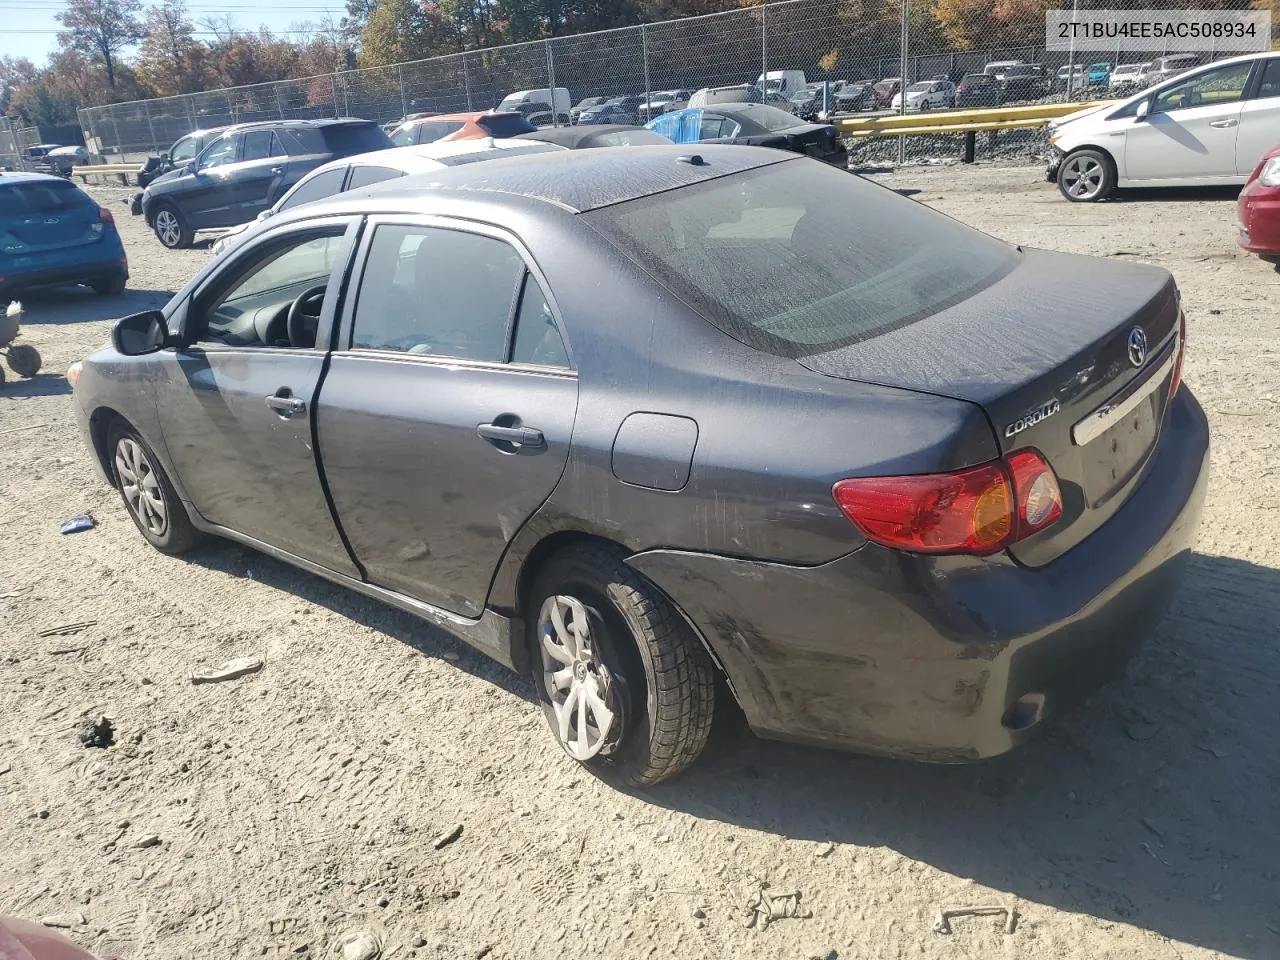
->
2;0;351;64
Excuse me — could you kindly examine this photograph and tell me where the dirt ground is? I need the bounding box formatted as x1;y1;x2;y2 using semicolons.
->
1;167;1277;960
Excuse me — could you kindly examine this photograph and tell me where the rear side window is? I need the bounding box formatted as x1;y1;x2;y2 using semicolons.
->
351;225;525;362
511;276;569;367
278;168;347;211
477;114;538;138
0;180;92;216
346;165;404;189
242;131;285;161
1255;58;1280;99
585;159;1018;356
321;123;393;157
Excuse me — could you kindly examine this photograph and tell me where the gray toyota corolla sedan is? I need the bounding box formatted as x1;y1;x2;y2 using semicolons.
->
71;146;1209;786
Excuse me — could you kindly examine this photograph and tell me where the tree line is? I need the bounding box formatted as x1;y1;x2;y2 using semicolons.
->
2;0;1271;129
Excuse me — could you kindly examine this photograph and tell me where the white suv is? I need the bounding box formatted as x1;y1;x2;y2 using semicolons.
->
1047;51;1280;201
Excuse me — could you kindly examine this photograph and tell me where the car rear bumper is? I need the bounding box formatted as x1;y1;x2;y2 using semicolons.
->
1236;180;1280;255
628;387;1209;762
0;250;127;297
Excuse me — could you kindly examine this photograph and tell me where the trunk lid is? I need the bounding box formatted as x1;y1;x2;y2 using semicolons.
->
0;180;103;255
798;248;1180;565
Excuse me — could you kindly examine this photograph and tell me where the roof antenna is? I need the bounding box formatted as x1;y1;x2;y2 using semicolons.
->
676;154;707;166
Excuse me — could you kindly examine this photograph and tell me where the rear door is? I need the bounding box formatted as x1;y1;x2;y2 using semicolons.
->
153;217;362;575
231;130;291;218
1236;56;1280;175
1123;59;1255;181
316;217;578;618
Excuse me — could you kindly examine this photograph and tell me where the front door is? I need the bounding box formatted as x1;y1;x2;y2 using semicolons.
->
1123;59;1255;181
316;219;579;618
184;132;244;228
154;217;362;576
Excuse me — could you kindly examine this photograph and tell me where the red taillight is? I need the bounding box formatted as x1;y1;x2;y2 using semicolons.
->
1169;309;1186;399
98;206;114;225
832;449;1062;556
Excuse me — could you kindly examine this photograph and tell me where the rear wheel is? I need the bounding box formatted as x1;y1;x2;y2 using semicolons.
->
1058;148;1116;202
107;421;204;554
528;543;716;787
152;203;192;249
6;344;40;378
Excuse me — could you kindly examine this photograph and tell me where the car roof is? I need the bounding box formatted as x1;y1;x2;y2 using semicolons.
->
0;171;76;185
516;125;671;148
282;144;791;220
220;117;376;135
295;137;566;182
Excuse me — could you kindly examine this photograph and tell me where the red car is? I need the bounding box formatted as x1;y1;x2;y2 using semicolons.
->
1237;143;1280;262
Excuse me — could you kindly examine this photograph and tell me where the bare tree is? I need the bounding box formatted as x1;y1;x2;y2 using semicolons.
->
56;0;144;89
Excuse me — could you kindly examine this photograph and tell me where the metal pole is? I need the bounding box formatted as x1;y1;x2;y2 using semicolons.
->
109;111;122;158
330;75;340;118
275;84;286;120
545;41;558;127
398;64;408;118
463;53;473;111
1066;0;1079;99
143;101;158;153
898;0;908;165
761;3;768;97
642;25;651;121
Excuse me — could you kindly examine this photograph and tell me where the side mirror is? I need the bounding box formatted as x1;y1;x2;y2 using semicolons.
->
112;310;171;356
1135;99;1151;122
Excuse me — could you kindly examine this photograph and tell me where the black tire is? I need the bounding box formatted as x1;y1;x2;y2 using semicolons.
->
0;364;6;387
106;420;204;555
91;274;127;296
151;202;192;249
1057;148;1116;202
528;542;716;787
6;344;40;378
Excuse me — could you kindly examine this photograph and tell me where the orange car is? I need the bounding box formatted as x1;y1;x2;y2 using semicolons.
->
389;111;537;146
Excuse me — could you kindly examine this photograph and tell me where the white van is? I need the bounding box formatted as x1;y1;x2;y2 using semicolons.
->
757;70;807;99
497;88;572;127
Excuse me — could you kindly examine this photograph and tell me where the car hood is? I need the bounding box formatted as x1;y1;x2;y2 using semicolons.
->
1048;102;1113;131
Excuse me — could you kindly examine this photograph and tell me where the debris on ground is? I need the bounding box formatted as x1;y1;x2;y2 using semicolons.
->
744;886;812;930
190;656;265;685
933;904;1017;935
133;834;161;849
76;715;115;749
39;913;87;929
432;823;463;850
38;620;97;638
334;929;381;960
815;842;836;858
59;515;95;535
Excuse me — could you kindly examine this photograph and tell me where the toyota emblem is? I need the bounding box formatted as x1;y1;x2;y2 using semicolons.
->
1127;327;1148;368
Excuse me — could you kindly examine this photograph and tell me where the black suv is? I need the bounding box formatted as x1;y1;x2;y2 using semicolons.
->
138;118;392;249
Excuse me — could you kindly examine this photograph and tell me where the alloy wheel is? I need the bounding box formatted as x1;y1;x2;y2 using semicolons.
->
115;437;168;537
154;209;181;247
538;594;619;761
1062;156;1104;200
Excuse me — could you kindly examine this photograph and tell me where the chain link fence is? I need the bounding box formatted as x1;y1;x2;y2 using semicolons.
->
78;0;1276;167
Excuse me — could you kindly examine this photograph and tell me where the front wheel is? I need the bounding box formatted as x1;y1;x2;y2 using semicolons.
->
152;203;192;249
107;421;204;554
1057;148;1116;202
529;543;716;787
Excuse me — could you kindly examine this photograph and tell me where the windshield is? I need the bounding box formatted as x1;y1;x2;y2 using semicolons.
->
585;159;1017;356
731;105;802;132
1004;66;1034;76
322;123;393;156
0;179;92;216
497;96;526;112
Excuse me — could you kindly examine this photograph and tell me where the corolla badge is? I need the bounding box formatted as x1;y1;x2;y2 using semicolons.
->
1127;327;1148;368
1004;399;1061;439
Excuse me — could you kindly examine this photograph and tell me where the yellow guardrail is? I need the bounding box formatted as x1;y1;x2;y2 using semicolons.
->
71;163;143;183
835;100;1114;138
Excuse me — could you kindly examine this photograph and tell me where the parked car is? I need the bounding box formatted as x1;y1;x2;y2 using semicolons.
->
983;60;1024;79
44;145;88;178
381;112;437;135
757;69;807;99
210;137;567;257
390;111;535;146
577;95;647;126
497;88;572;127
688;84;761;108
516;124;672;149
1109;62;1152;94
135;127;227;191
21;144;61;170
636;90;691;123
72;145;1206;785
998;64;1050;102
1087;62;1113;87
871;78;901;109
0;173;127;300
1049;50;1280;201
831;81;875;112
138;118;392;249
891;80;955;112
647;104;847;166
1151;54;1202;83
570;96;611;124
1056;63;1087;93
956;74;1001;108
1237;142;1280;261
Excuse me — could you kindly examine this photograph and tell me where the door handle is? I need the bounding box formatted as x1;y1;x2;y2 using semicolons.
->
270;166;284;175
477;422;543;447
265;392;305;416
1209;119;1238;128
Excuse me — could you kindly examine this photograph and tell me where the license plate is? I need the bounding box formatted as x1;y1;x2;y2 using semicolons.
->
1081;391;1160;508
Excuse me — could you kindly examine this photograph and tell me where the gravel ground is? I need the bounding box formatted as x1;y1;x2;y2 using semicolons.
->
1;168;1278;960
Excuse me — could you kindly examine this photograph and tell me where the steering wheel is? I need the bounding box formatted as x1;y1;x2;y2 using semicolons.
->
287;285;328;348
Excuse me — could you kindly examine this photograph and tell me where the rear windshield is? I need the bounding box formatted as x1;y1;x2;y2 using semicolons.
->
731;105;801;132
585;159;1018;356
0;179;92;216
321;123;393;157
477;113;537;137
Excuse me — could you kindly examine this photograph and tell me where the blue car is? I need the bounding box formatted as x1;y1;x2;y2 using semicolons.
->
0;173;127;300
